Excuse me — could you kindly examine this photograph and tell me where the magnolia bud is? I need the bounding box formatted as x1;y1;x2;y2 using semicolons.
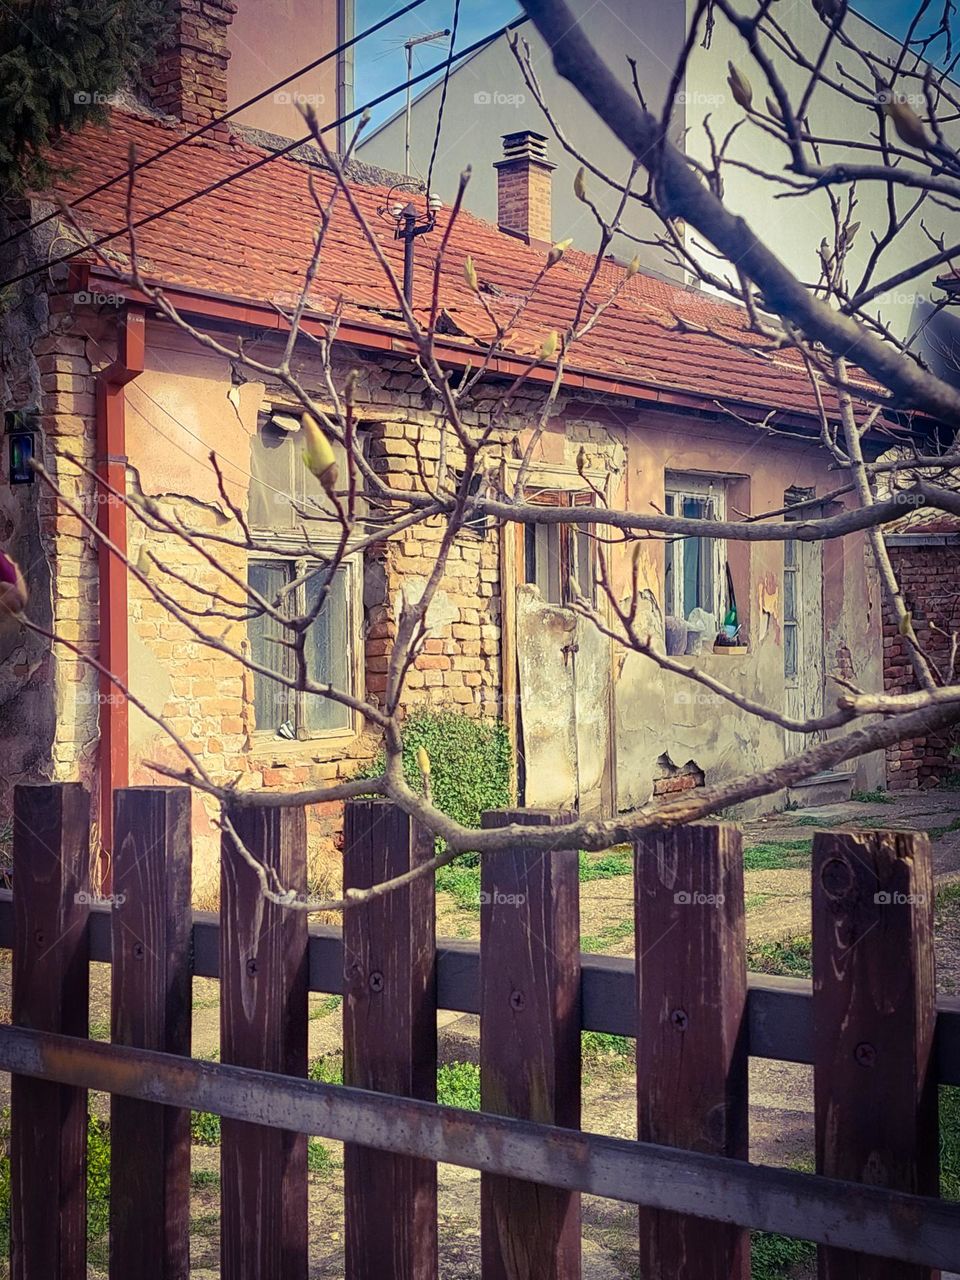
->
416;745;431;777
883;94;931;149
464;255;479;292
546;238;573;268
539;330;559;361
574;167;587;201
301;413;338;496
727;62;753;111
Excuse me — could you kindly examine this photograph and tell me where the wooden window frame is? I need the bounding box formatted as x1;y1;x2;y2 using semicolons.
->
517;485;597;607
664;473;726;621
248;411;364;744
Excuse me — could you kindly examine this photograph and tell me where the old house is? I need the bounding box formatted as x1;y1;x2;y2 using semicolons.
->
0;10;894;892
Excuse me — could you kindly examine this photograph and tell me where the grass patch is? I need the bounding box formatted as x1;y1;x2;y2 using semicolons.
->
927;816;960;841
745;892;769;911
581;919;634;953
309;1053;344;1085
850;788;895;804
578;847;632;881
190;1169;220;1190
791;815;828;827
191;1109;222;1147
581;1031;632;1058
746;934;812;978
750;1230;815;1278
310;994;342;1019
942;1086;960;1200
743;839;812;872
436;861;481;911
937;881;960;914
307;1139;338;1174
437;1061;481;1110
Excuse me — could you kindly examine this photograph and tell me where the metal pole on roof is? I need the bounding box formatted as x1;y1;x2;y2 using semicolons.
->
403;29;450;176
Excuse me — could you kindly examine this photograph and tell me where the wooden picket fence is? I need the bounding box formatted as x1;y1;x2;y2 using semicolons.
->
0;782;959;1278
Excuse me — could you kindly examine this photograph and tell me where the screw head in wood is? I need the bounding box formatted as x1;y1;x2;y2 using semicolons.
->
133;942;145;959
369;971;384;992
510;989;525;1010
670;1008;688;1030
245;958;258;977
820;857;854;898
855;1041;876;1067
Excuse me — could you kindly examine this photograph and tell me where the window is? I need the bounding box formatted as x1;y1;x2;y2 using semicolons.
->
664;475;724;619
521;488;596;605
248;557;357;737
249;412;349;529
783;487;813;682
783;538;799;679
247;412;361;740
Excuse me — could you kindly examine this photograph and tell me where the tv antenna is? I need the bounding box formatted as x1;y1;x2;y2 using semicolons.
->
403;29;449;176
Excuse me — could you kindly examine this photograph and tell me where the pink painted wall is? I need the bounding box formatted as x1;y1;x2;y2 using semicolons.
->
227;0;343;142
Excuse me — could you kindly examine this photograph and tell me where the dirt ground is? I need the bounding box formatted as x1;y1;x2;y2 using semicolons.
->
3;787;960;1278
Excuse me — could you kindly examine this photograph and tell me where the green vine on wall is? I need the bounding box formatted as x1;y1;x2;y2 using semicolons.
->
357;709;512;863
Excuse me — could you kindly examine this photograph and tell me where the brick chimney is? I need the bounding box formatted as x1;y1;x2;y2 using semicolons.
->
494;131;555;244
144;0;236;127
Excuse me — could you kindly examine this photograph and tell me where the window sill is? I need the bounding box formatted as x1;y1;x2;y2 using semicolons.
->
673;647;752;666
248;731;358;765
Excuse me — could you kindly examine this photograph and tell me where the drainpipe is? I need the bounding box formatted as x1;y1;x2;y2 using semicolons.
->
94;304;145;871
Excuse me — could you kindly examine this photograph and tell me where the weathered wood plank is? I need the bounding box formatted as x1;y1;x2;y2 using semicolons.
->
10;783;90;1280
342;799;438;1280
2;1026;960;1270
813;829;939;1280
635;821;750;1279
110;787;192;1280
480;808;581;1280
220;802;308;1280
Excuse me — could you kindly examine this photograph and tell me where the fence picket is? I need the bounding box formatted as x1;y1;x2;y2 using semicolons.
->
10;782;91;1280
220;801;308;1280
634;821;750;1279
813;829;939;1280
479;807;581;1280
342;798;438;1280
110;786;193;1279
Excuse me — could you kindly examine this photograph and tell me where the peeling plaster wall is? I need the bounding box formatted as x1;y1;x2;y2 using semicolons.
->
613;411;884;814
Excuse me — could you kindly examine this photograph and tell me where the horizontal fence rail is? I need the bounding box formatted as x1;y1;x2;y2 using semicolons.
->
2;892;959;1084
0;1024;957;1271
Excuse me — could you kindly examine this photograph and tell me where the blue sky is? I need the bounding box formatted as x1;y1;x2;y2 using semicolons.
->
354;0;956;129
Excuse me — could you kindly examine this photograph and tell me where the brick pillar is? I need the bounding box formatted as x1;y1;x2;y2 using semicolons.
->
144;0;236;127
494;131;555;244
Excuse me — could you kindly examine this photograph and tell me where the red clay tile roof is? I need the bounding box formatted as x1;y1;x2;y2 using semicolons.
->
42;108;880;422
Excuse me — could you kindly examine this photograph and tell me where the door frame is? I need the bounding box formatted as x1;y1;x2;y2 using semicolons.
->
500;461;616;814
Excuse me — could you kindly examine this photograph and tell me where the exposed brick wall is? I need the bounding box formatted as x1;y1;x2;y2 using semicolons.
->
652;754;705;798
144;0;236;126
883;538;960;788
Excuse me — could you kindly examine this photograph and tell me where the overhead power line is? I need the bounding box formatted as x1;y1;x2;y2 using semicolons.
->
425;0;462;201
0;0;433;251
0;17;527;296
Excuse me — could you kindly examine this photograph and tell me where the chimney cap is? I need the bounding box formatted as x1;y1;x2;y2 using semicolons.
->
501;129;549;147
494;129;555;173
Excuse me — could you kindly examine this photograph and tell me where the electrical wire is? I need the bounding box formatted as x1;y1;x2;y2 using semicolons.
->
0;17;527;296
425;0;462;202
0;0;433;252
